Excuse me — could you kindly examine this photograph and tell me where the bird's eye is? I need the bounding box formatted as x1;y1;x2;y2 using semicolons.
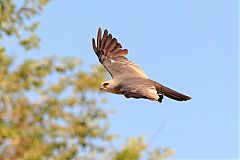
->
103;83;109;88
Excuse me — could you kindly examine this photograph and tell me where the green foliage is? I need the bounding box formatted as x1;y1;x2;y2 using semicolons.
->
0;0;49;50
114;137;147;160
114;137;175;160
148;148;175;160
0;47;113;159
0;1;174;159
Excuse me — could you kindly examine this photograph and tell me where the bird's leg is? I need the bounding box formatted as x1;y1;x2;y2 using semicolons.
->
157;94;163;103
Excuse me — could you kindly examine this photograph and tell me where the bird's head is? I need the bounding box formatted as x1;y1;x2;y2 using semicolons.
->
100;80;114;92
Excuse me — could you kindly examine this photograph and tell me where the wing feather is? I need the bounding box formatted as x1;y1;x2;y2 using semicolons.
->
92;38;97;54
112;49;128;56
107;38;118;51
104;34;113;49
101;29;108;48
111;43;122;52
92;28;148;79
97;28;102;49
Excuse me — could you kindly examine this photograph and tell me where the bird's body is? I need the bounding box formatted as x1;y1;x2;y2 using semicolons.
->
92;28;191;103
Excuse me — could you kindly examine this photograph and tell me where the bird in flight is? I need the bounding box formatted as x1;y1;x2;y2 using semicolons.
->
92;28;191;103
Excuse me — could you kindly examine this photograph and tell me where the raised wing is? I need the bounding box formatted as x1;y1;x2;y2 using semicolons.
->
92;28;148;79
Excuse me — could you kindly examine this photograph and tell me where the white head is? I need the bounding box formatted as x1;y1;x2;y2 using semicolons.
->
100;80;115;93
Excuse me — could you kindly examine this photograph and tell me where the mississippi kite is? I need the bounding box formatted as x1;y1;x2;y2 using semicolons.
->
92;28;191;103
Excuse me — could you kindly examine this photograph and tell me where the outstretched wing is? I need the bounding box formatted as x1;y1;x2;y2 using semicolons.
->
92;28;148;79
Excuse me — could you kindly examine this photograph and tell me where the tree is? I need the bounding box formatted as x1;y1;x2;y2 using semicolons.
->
114;137;174;160
0;1;174;159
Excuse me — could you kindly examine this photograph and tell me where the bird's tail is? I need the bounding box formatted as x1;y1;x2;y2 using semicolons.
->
153;81;191;101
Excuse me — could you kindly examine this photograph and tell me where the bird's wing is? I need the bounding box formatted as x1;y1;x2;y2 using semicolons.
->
92;28;148;79
117;78;159;100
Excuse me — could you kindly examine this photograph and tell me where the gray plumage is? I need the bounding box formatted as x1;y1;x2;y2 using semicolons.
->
92;28;191;103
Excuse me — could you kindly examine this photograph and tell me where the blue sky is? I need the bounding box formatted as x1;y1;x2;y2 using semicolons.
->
11;0;239;159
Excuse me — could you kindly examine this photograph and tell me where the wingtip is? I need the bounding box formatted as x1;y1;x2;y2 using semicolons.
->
98;28;109;36
98;28;102;36
97;28;102;49
104;29;108;34
92;38;95;45
92;38;96;53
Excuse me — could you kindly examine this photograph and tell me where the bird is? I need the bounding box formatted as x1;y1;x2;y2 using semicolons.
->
92;28;191;103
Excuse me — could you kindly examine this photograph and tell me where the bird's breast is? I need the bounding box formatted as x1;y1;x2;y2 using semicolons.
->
109;88;122;94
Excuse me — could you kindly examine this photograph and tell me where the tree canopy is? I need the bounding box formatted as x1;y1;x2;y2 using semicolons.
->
0;1;174;159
